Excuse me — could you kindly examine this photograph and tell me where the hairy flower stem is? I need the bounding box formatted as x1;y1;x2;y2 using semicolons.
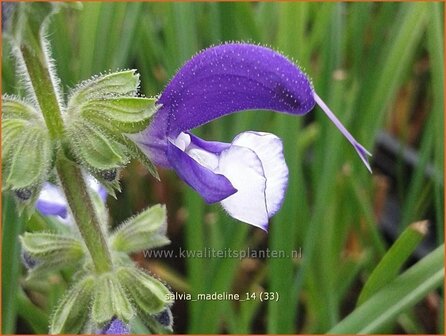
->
20;46;64;140
19;42;113;274
56;156;112;273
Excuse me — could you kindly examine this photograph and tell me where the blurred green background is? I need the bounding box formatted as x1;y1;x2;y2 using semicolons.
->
2;2;444;334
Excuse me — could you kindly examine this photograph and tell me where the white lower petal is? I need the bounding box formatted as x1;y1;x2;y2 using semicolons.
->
174;132;220;170
173;132;191;151
86;175;102;194
232;131;288;216
217;145;269;230
187;148;219;170
38;183;66;207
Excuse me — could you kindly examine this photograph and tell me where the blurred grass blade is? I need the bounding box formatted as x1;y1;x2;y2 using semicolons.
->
191;217;249;333
328;244;444;334
350;177;387;256
267;2;309;333
400;115;435;229
426;2;444;244
17;288;48;334
359;3;428;144
184;189;205;333
357;220;428;305
2;194;24;334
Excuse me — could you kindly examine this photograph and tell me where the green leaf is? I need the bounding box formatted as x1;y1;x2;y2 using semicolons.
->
110;204;170;254
357;220;428;306
91;273;135;324
68;70;140;106
81;97;158;133
49;275;95;334
118;266;172;314
328;245;444;334
68;120;129;170
17;288;48;334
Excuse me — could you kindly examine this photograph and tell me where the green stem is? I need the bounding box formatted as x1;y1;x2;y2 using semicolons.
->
56;156;112;273
19;40;113;273
20;46;64;140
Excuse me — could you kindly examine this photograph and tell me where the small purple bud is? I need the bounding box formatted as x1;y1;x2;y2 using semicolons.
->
2;2;16;31
100;318;129;335
99;169;118;182
153;308;172;327
15;188;33;201
21;249;38;270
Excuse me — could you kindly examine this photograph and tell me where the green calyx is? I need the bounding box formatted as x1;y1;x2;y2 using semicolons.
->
49;275;95;334
110;204;170;254
91;273;135;324
2;96;54;214
20;232;85;279
68;70;140;103
118;266;173;314
49;266;172;334
64;70;160;186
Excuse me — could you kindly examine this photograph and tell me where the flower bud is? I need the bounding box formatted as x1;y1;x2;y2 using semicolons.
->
15;188;33;201
21;248;38;270
2;2;16;31
137;308;174;333
100;318;129;335
99;169;118;182
154;308;173;328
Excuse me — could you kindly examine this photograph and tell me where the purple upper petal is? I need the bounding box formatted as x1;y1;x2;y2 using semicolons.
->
159;43;315;136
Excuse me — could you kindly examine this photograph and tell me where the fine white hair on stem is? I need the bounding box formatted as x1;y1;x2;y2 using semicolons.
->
9;6;65;114
40;16;65;111
11;44;40;111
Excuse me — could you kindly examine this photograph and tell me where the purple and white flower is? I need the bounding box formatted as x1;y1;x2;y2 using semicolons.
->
133;43;371;231
36;176;107;223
